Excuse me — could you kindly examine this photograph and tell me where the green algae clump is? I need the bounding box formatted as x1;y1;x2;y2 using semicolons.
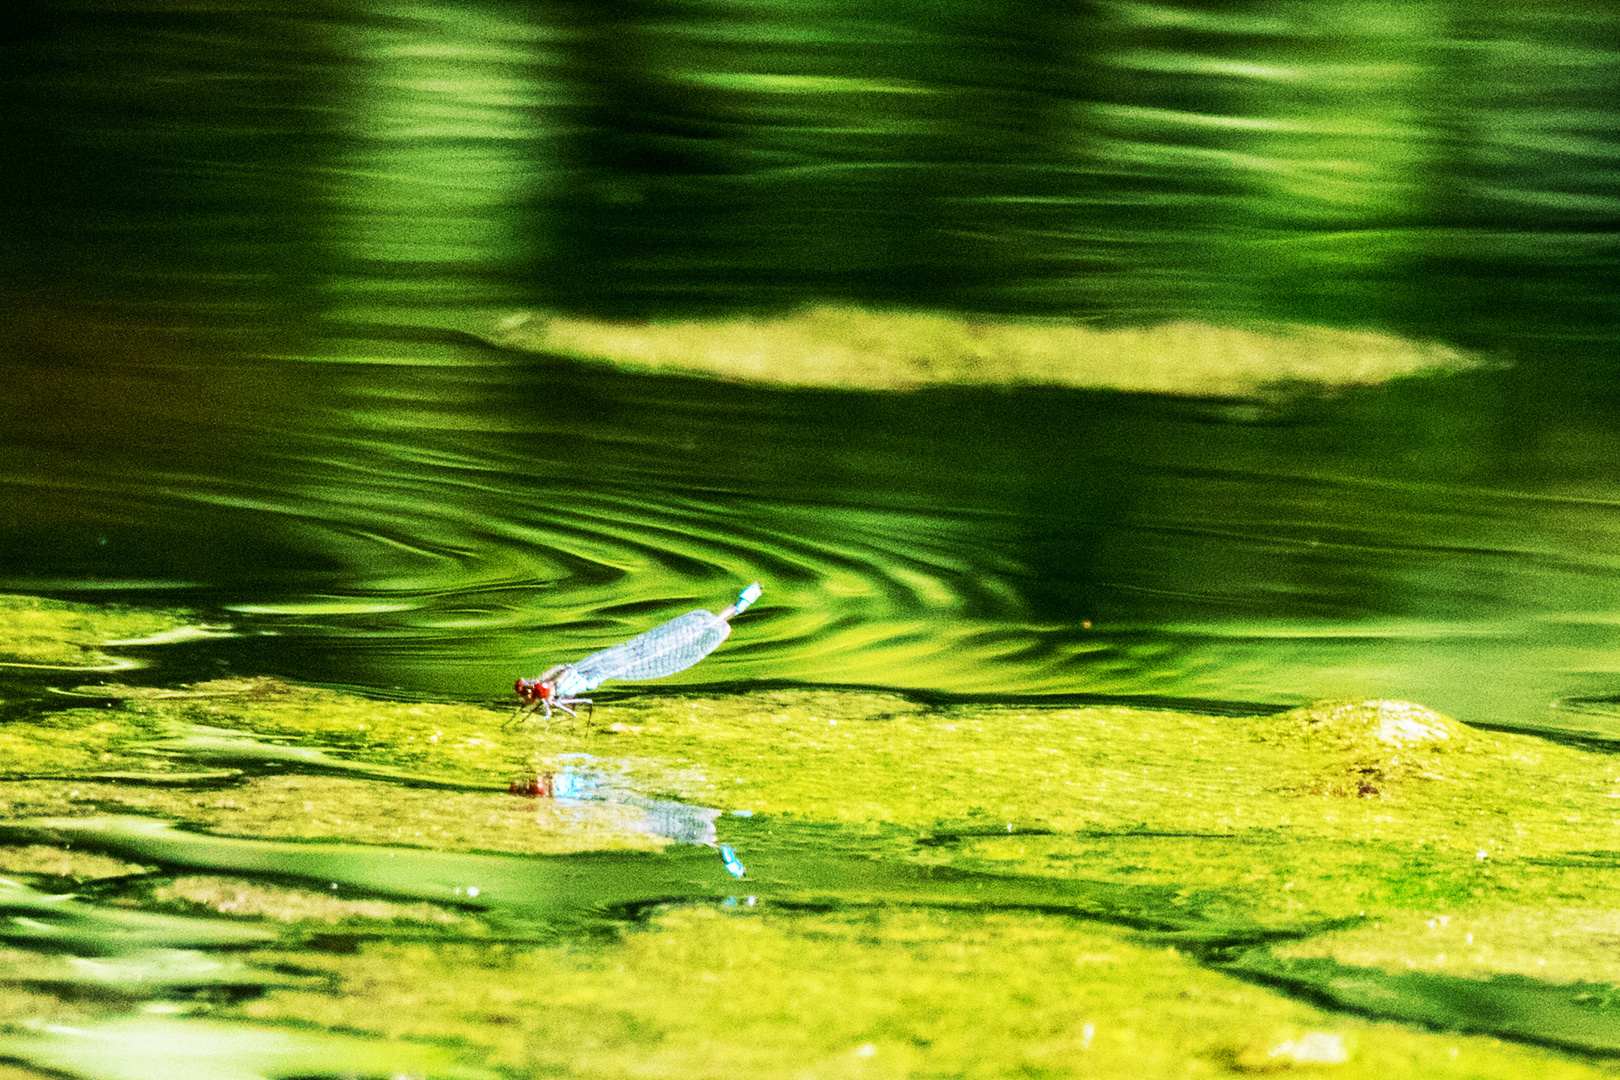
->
0;594;200;670
1263;699;1475;797
489;306;1480;396
235;907;1606;1080
11;658;1620;1076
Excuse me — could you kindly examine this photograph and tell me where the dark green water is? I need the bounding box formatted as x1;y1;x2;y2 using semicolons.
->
1;0;1618;733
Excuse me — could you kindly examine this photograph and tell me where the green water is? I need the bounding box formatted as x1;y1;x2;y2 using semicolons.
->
1;0;1617;735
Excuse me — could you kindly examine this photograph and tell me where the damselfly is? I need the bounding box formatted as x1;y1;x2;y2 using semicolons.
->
512;582;762;725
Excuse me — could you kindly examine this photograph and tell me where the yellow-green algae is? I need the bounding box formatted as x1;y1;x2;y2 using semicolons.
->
0;844;145;882
155;876;474;928
0;594;199;670
6;644;1620;1074
233;908;1605;1080
486;305;1481;395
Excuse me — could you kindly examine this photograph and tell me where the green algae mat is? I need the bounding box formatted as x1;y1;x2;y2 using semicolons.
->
483;306;1480;397
3;596;1620;1078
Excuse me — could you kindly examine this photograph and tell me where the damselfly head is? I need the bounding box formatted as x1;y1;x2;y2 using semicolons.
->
514;677;554;702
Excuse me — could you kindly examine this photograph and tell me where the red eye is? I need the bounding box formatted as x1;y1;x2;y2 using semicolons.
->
537;682;554;699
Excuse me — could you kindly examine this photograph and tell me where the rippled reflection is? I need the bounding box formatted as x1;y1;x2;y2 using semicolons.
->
1;1;1618;738
8;327;1620;737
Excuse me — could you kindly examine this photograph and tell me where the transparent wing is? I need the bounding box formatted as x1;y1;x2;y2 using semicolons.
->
572;610;732;689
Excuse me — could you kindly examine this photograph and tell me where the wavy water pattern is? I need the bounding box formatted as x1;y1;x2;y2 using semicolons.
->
1;344;1601;737
0;0;1615;731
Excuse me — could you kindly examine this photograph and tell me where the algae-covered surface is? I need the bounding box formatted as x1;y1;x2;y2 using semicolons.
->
485;305;1482;396
0;596;212;671
4;597;1620;1077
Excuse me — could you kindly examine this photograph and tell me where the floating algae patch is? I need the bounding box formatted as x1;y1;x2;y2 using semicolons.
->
0;822;1583;1077
0;595;205;671
0;707;167;779
228;908;1608;1080
0;767;676;859
67;678;567;784
155;875;474;928
0;944;317;998
487;305;1481;395
3;678;715;855
13;666;1620;1072
1257;699;1477;797
88;773;673;855
1263;878;1620;988
565;692;1493;842
0;845;146;883
560;692;1620;975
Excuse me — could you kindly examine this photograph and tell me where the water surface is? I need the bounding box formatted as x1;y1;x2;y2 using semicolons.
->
3;6;1620;1072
